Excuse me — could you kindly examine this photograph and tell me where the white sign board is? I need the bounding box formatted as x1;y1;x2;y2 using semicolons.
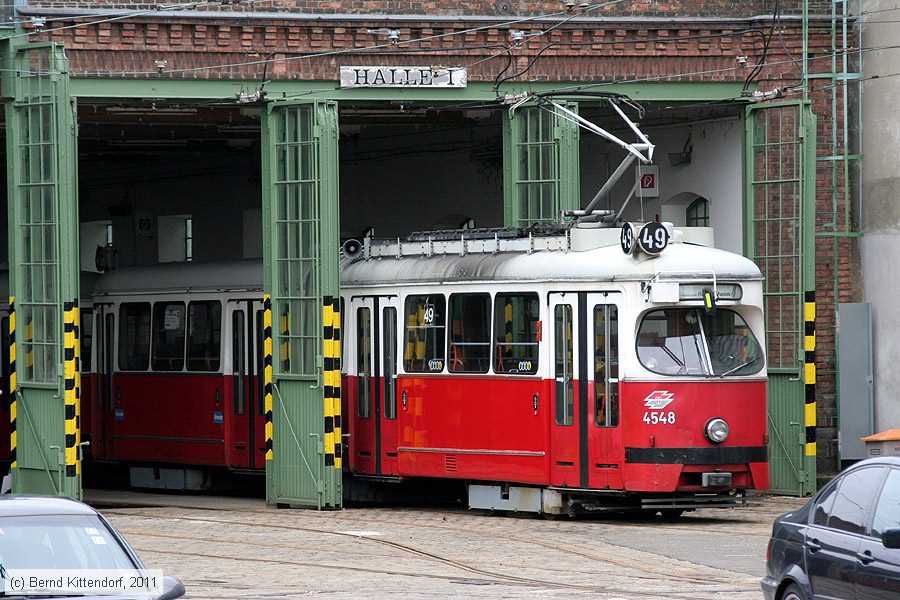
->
636;165;659;198
340;66;467;88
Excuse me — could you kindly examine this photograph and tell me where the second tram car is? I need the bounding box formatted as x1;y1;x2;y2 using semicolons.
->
341;223;768;515
87;261;267;488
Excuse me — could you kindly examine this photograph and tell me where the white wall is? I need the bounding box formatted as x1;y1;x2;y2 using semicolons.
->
861;0;900;430
580;116;744;253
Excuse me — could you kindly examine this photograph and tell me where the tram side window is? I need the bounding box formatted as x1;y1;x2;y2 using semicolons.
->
594;305;619;428
152;302;186;371
554;304;574;426
187;301;222;372
403;295;446;373
357;307;371;418
448;294;491;373
80;310;93;373
494;293;539;374
118;303;151;371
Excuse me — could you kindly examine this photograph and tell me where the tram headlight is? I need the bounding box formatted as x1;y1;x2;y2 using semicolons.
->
705;418;729;444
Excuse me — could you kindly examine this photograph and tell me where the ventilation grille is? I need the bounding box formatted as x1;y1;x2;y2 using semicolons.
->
445;454;458;472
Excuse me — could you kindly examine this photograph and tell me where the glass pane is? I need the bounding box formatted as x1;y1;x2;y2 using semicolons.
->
357;307;371;418
828;467;885;535
383;307;397;420
118;303;150;371
872;469;900;539
187;301;222;372
594;305;619;428
448;294;491;373
636;308;763;377
493;293;539;374
232;310;245;415
554;304;573;427
152;302;186;371
403;295;446;373
80;310;93;374
812;481;839;526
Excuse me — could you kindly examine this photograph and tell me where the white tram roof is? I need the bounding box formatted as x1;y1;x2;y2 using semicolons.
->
341;226;763;287
92;260;263;296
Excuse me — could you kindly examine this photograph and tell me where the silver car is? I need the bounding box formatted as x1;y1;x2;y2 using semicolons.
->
0;495;184;599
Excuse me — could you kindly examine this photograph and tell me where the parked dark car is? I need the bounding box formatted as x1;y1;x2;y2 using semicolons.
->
0;495;184;599
762;456;900;600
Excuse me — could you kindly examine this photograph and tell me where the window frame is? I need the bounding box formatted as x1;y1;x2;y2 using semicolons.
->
117;302;151;372
186;300;222;372
447;292;492;374
403;294;447;374
493;292;540;375
822;466;887;536
151;301;187;372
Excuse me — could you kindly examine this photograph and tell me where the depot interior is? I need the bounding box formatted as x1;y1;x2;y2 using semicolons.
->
0;97;747;271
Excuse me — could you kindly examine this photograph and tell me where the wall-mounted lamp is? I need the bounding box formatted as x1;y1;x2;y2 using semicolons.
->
736;55;748;67
509;30;525;44
30;17;46;30
154;60;168;73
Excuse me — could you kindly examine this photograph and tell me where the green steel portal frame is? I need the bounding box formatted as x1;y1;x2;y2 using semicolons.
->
3;40;82;499
1;31;827;503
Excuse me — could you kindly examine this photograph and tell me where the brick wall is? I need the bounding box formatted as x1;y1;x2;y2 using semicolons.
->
27;0;814;18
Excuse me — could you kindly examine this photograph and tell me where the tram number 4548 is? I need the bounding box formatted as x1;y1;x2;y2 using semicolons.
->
642;411;676;425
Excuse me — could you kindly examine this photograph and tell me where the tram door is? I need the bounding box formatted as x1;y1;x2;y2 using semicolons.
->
226;300;266;470
93;303;117;460
349;295;401;477
549;292;622;489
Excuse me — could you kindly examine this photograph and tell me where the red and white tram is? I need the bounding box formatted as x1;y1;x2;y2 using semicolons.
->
2;220;768;513
341;223;768;515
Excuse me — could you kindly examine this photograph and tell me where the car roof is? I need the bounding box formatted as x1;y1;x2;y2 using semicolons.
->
844;456;900;470
0;496;99;517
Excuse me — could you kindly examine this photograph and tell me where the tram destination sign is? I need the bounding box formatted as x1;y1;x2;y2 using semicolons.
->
340;66;467;88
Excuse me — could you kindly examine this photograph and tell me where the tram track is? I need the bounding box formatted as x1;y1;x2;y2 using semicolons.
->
104;507;761;598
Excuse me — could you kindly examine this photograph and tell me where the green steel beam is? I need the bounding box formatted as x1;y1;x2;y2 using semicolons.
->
70;78;749;103
3;38;82;499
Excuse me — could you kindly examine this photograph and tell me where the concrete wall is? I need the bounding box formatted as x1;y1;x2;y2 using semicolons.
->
861;1;900;431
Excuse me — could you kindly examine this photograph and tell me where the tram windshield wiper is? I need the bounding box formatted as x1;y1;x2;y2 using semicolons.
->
719;356;762;378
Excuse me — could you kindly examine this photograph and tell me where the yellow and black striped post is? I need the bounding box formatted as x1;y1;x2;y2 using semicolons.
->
74;305;82;473
263;295;274;462
8;297;16;470
804;291;816;458
63;301;79;479
280;305;291;372
322;297;336;468
331;297;342;469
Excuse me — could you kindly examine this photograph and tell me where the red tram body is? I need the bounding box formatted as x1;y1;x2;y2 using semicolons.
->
341;224;768;514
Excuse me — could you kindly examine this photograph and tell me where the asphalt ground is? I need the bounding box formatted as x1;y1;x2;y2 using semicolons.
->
85;489;806;599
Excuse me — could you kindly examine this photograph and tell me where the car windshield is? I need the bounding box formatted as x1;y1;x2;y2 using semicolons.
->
637;308;764;377
0;514;137;571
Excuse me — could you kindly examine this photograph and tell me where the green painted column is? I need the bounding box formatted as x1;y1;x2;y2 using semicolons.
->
261;100;341;508
502;102;580;226
3;40;82;499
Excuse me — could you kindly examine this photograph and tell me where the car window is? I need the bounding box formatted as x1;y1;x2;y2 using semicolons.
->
872;468;900;539
0;514;137;570
827;467;886;535
812;480;840;526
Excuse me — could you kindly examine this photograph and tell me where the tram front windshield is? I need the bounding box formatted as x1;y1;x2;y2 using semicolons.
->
637;308;763;377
